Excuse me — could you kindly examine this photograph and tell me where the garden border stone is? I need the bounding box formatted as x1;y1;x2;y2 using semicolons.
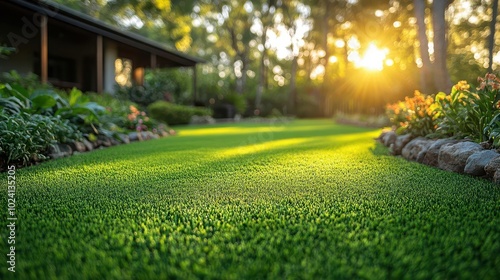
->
377;131;500;183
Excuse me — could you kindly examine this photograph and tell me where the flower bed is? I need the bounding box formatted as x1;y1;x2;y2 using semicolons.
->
0;73;177;171
380;73;500;183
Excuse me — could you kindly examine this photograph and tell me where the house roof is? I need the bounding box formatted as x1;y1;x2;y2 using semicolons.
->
7;0;205;67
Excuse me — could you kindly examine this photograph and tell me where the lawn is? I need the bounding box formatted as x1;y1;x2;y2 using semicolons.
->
1;119;499;279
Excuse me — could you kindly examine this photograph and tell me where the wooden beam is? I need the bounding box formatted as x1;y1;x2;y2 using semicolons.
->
96;35;103;93
40;15;48;84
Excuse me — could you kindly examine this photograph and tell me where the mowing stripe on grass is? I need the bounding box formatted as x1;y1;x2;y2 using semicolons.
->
1;119;499;279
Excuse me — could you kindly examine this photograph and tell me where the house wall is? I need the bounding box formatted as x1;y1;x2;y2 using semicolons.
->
0;6;39;75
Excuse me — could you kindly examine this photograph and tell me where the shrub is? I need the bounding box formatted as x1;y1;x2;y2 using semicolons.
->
222;93;247;115
0;113;82;170
148;101;212;125
116;69;191;107
385;91;438;136
435;75;500;142
0;70;45;91
480;74;500;146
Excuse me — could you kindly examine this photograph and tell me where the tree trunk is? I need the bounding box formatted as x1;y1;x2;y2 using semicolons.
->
289;55;298;115
432;0;453;93
321;0;331;116
256;27;268;109
488;0;499;73
414;0;433;93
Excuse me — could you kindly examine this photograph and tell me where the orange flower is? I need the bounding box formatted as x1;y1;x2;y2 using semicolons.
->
129;105;139;114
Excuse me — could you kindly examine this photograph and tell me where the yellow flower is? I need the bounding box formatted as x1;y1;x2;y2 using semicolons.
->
454;80;470;91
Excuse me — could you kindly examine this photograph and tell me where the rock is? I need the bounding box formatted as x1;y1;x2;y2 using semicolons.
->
82;139;94;152
69;141;86;153
110;138;120;146
391;134;413;155
401;137;433;161
484;156;500;177
49;143;73;159
118;134;130;144
464;150;500;176
98;136;112;147
480;141;492;149
150;133;160;139
438;142;483;173
190;115;216;125
493;171;500;183
140;131;155;140
128;132;141;142
160;131;170;137
381;131;397;147
422;139;459;167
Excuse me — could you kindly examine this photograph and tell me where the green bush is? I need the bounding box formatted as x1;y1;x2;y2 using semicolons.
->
0;113;82;170
435;75;500;142
0;70;45;91
222;93;247;114
148;101;212;125
116;69;191;107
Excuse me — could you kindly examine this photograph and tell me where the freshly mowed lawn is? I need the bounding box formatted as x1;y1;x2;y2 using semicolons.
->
1;119;499;279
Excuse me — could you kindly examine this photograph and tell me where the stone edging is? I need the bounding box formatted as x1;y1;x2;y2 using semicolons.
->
48;130;175;160
377;131;500;184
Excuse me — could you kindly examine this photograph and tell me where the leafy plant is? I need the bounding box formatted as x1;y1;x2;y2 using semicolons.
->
435;75;500;142
0;70;46;91
54;88;105;125
0;113;82;170
386;91;438;136
148;101;212;125
0;45;15;59
116;68;191;107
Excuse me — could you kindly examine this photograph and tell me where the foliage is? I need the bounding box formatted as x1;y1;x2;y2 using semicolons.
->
1;120;499;279
53;88;106;131
0;45;15;59
125;105;157;132
386;91;438;136
435;75;500;142
116;69;191;107
146;69;191;104
0;70;46;92
221;92;247;114
0;112;81;170
148;101;212;125
480;74;500;146
386;74;500;143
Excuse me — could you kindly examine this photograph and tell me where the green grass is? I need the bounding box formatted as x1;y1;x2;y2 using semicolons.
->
1;119;499;279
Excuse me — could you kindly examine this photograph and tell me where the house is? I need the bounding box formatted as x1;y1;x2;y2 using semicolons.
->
0;0;204;97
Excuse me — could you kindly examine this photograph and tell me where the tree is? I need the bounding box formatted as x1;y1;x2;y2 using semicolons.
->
255;0;278;109
488;0;499;73
414;0;433;93
432;0;454;92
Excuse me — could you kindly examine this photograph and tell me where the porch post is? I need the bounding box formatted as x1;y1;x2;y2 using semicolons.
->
150;53;157;69
40;16;48;84
97;35;103;93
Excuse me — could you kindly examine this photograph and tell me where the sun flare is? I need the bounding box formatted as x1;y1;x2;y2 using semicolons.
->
355;43;389;71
